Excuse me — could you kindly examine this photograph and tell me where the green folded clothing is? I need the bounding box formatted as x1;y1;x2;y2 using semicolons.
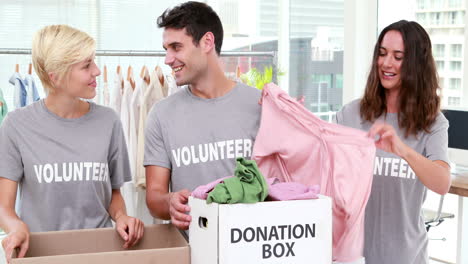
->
207;157;268;204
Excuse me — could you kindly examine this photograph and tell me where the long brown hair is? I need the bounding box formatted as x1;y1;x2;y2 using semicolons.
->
360;20;440;137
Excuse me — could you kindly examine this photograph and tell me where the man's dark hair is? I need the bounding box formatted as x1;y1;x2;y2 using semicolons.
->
157;1;224;55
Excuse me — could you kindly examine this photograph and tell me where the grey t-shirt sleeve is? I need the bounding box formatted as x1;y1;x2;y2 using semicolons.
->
425;113;450;164
144;107;171;169
0;113;23;181
334;100;357;126
108;117;132;189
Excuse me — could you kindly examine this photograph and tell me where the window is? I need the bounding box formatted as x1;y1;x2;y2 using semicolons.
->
448;96;461;106
436;60;445;71
0;0;188;109
0;0;345;115
433;44;445;58
449;12;457;25
449;11;464;25
218;0;345;114
451;44;462;58
416;13;426;24
450;61;462;72
417;0;426;9
448;0;462;8
288;0;344;114
449;78;461;90
430;12;441;25
431;0;443;8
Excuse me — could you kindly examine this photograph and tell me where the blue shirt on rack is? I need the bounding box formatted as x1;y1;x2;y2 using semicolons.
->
9;73;40;109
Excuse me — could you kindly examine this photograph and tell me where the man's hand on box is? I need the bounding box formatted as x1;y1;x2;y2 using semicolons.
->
2;225;29;263
115;215;144;249
169;189;192;230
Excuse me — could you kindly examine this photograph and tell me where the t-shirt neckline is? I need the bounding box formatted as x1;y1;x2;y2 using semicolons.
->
40;99;95;123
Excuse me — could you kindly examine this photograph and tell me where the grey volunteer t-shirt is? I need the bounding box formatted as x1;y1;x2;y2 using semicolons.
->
336;99;449;264
0;100;131;232
144;82;261;193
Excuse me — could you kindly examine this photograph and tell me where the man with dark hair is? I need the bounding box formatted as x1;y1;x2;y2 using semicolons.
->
156;1;224;55
144;1;261;230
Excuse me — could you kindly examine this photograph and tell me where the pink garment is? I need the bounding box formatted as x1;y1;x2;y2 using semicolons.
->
266;178;320;201
296;95;305;105
252;83;376;263
191;176;232;199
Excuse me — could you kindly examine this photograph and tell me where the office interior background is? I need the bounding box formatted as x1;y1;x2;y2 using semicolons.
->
0;0;467;263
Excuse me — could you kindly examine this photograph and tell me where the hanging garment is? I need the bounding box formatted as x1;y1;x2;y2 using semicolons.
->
207;158;268;204
252;83;376;263
165;74;182;96
119;75;140;220
103;82;110;106
24;74;40;105
111;72;124;114
9;72;27;109
128;79;146;180
156;67;169;97
119;78;135;218
120;80;134;145
135;68;166;188
0;88;8;125
94;85;101;105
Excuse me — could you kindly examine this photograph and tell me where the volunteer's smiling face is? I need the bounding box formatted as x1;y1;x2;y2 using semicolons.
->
163;28;207;86
57;56;100;99
378;30;404;91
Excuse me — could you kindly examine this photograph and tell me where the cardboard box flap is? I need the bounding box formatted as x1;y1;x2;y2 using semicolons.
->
12;247;190;264
14;247;189;264
23;224;187;258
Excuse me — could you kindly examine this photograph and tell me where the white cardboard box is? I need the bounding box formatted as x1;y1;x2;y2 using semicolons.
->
189;195;332;264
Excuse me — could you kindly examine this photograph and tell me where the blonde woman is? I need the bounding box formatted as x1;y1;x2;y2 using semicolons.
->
0;25;143;263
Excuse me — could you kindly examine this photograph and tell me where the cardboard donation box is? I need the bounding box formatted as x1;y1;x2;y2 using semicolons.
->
189;195;332;264
11;224;189;264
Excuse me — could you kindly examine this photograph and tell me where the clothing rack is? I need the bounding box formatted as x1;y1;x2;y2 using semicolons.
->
0;48;276;58
0;48;278;82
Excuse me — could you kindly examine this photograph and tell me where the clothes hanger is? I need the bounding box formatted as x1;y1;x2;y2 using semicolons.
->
15;63;19;73
103;65;108;83
116;65;124;92
28;63;33;75
127;65;132;81
143;66;150;85
140;65;150;85
140;65;146;79
236;65;241;78
154;65;165;87
127;65;135;90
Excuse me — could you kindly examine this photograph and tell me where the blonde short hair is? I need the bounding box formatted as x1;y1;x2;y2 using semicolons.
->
32;25;96;92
